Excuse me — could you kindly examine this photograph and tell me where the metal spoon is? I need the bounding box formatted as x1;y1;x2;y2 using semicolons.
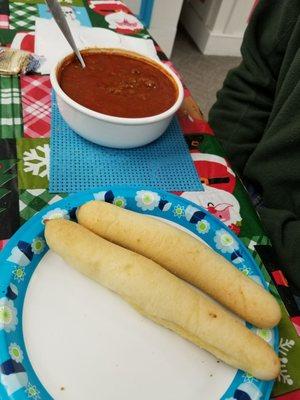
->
45;0;86;68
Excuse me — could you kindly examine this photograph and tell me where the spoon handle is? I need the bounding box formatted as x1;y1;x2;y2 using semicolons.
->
45;0;86;68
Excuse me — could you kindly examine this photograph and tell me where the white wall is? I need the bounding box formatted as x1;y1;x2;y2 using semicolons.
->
124;0;184;57
181;0;254;56
149;0;184;57
124;0;140;15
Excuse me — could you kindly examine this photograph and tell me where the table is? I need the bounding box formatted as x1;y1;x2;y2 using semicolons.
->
0;1;299;398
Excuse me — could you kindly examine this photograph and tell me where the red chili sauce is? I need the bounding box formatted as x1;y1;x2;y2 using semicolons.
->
58;51;178;118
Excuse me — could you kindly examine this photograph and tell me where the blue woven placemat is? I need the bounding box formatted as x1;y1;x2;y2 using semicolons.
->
49;94;203;193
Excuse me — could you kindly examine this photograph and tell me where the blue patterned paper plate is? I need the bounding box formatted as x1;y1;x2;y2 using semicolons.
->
0;186;278;400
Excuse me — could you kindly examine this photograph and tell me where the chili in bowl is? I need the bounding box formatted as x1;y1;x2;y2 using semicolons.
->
50;48;184;149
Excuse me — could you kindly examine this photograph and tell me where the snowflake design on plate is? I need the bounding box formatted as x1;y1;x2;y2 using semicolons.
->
113;196;127;208
214;228;239;254
253;328;273;344
9;342;24;363
31;237;46;254
0;298;18;333
42;208;70;224
173;205;185;218
241;371;258;384
26;383;40;399
240;266;252;276
196;219;210;234
12;266;26;282
135;190;160;211
23;144;49;178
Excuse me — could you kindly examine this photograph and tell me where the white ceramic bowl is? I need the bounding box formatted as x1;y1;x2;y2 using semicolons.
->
50;48;184;149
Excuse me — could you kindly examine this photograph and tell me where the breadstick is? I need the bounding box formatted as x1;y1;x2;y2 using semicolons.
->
77;201;281;328
45;219;280;380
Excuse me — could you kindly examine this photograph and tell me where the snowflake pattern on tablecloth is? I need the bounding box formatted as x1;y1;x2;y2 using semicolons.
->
23;144;49;178
17;139;50;189
278;338;295;386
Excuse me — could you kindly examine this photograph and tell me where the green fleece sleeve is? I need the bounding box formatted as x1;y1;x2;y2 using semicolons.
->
209;0;300;291
208;0;299;174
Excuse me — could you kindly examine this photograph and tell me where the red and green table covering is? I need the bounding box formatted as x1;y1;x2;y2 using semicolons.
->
0;1;299;398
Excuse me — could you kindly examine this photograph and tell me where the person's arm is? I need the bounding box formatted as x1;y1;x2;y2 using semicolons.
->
208;0;300;174
209;1;300;292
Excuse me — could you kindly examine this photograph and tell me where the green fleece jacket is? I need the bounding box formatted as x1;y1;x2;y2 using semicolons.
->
209;0;300;291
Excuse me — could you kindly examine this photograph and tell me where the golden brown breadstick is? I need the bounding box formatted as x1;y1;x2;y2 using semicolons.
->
45;219;280;380
77;201;281;328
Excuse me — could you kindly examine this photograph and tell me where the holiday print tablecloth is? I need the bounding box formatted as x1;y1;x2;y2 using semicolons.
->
0;1;299;398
